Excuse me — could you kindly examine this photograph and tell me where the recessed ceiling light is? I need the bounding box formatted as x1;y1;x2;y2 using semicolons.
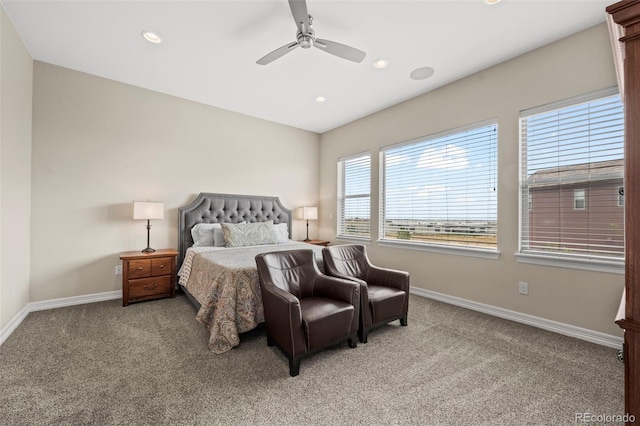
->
410;67;435;81
484;0;502;5
315;96;326;103
373;59;389;69
141;31;162;44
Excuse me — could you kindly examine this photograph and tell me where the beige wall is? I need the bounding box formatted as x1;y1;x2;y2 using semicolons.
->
319;23;624;336
2;19;624;341
30;62;320;302
0;6;33;329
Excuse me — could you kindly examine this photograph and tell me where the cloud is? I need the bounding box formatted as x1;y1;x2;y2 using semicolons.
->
417;144;469;170
416;185;447;197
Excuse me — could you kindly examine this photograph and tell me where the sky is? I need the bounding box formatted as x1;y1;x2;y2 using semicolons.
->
382;123;497;222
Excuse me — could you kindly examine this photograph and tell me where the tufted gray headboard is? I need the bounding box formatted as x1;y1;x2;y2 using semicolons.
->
177;193;292;269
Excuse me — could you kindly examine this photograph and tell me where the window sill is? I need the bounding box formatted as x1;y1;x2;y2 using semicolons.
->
335;235;372;245
377;239;500;260
515;252;624;274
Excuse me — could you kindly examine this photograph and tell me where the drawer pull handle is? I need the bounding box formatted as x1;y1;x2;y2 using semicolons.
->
143;283;158;290
137;267;143;271
159;265;164;268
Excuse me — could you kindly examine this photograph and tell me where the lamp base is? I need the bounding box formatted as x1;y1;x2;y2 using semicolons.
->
142;220;155;253
303;238;311;242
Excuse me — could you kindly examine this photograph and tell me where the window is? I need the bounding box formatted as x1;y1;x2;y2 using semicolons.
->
337;153;371;239
519;89;624;263
618;186;624;207
574;189;586;210
380;121;498;252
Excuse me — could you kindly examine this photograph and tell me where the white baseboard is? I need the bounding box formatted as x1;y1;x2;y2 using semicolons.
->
0;290;122;346
0;304;30;346
28;290;122;312
2;287;624;350
410;286;624;350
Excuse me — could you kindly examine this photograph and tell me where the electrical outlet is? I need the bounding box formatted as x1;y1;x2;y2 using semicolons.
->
518;281;529;295
115;265;123;275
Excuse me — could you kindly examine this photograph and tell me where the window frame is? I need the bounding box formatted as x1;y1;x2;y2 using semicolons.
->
378;119;500;260
516;87;624;274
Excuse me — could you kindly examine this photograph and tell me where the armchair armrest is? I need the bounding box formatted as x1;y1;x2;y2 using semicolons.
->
313;275;360;307
261;283;301;321
313;275;360;335
366;265;410;292
260;283;305;357
323;269;367;287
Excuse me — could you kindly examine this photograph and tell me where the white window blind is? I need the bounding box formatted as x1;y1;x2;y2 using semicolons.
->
380;121;497;250
519;89;624;260
337;153;371;238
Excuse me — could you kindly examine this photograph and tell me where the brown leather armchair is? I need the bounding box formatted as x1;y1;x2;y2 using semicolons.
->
322;244;409;343
255;249;360;376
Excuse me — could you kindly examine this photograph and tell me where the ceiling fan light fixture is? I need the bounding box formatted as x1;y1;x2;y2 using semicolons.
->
141;31;162;44
483;0;502;5
373;59;389;69
315;96;326;103
410;67;435;80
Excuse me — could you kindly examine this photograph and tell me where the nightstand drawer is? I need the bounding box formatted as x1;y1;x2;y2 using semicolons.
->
128;276;171;299
128;259;151;279
120;249;178;306
151;257;172;276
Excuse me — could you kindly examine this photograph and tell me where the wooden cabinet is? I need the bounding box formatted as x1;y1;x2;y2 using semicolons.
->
120;249;178;306
607;1;640;422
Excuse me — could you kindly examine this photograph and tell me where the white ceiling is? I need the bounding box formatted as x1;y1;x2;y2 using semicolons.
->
2;0;612;134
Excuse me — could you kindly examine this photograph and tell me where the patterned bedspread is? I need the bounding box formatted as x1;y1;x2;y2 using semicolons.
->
179;242;324;354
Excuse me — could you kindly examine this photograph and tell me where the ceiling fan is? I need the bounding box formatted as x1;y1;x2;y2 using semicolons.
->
256;0;366;65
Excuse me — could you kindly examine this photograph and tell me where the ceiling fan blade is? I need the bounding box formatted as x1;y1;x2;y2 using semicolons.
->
288;0;310;34
314;38;366;63
256;41;299;65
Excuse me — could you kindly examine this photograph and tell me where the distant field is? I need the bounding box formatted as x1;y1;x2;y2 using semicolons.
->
385;232;496;247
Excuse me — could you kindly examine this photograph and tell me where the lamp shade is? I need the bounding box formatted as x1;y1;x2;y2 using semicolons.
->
296;206;318;221
133;201;164;220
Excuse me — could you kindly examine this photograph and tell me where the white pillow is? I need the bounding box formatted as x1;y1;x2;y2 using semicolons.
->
221;221;278;247
212;227;225;247
274;223;289;243
191;223;225;247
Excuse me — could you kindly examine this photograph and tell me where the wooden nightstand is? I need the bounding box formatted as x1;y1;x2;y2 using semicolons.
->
119;249;178;306
303;239;330;247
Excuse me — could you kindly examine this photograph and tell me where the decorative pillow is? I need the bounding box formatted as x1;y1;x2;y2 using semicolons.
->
221;221;278;247
274;223;289;243
191;223;225;247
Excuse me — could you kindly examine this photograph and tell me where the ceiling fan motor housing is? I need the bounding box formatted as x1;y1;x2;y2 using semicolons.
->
297;21;315;49
297;33;314;49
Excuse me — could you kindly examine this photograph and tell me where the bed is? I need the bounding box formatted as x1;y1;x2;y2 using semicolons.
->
177;193;324;354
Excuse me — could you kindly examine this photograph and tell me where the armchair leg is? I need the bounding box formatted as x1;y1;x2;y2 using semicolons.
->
359;329;368;344
348;336;357;348
289;358;300;377
267;335;275;346
400;316;408;327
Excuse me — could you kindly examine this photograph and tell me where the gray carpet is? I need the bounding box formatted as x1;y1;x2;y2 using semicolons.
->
0;293;624;425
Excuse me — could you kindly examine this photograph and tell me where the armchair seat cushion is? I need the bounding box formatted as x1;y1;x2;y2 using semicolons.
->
301;298;354;351
368;285;406;324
